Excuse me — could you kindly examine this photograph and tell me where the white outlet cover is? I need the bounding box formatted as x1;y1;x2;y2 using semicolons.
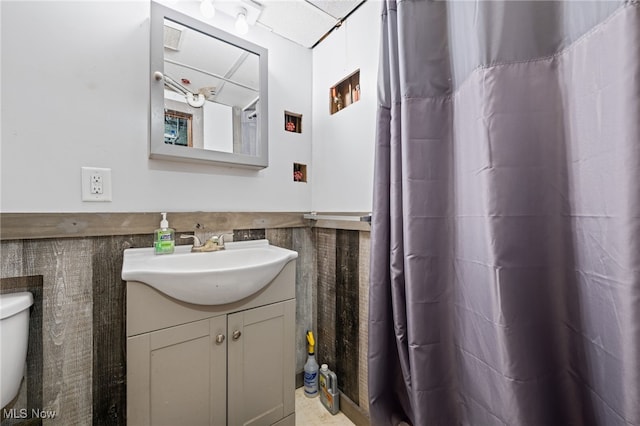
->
81;167;112;202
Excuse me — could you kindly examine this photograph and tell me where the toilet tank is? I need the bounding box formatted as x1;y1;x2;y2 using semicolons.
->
0;291;34;409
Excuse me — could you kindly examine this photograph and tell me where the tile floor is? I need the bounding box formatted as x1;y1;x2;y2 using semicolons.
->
295;387;355;425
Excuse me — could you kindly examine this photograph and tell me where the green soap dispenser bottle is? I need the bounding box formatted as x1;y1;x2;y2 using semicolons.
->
154;212;175;255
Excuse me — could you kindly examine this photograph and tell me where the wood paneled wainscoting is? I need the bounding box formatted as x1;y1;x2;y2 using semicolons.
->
0;212;371;425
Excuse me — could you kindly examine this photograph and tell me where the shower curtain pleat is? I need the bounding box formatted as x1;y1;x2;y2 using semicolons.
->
368;1;640;425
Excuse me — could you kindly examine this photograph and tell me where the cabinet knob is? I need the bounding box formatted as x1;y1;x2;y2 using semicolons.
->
232;330;242;340
215;334;225;344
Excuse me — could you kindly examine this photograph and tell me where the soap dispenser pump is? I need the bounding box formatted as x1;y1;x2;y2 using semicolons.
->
154;212;175;255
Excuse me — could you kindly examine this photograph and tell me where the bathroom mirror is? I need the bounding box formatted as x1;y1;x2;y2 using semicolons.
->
150;2;268;168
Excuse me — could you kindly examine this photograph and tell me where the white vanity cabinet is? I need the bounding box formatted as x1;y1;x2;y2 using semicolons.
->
227;301;295;426
128;316;228;425
126;260;296;426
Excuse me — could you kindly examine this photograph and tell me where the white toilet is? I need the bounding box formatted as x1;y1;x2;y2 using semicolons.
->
0;291;34;409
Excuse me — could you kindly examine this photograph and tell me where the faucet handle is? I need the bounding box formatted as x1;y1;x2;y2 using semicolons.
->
206;235;223;247
180;234;202;247
213;233;233;247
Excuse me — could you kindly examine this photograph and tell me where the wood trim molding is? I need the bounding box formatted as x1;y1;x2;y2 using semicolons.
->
0;212;310;241
312;219;371;232
0;211;371;241
340;392;370;426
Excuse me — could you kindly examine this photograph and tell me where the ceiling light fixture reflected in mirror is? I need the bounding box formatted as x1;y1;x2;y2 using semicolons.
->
235;8;249;35
159;72;206;108
200;0;216;19
199;1;262;35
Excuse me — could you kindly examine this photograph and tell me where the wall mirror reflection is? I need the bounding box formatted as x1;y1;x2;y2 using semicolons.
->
150;2;268;168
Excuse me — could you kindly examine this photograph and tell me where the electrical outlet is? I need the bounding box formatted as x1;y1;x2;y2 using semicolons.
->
82;167;112;202
90;174;103;194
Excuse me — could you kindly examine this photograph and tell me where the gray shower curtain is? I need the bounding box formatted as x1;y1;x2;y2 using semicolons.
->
368;1;640;425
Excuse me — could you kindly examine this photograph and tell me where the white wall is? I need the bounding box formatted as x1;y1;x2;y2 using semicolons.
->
311;1;381;212
0;1;312;213
203;102;233;152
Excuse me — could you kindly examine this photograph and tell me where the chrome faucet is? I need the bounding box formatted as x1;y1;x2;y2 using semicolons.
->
180;234;202;247
180;234;224;252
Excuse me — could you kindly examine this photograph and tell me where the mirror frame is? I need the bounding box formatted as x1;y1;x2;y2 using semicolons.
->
150;2;269;168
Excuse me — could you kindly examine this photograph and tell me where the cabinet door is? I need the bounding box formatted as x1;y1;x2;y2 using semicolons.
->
227;300;296;426
127;316;227;426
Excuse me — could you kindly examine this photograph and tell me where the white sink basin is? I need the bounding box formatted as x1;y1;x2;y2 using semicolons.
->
121;239;298;305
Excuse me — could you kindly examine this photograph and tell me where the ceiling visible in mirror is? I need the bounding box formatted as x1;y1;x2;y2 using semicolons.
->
164;19;259;109
245;0;367;48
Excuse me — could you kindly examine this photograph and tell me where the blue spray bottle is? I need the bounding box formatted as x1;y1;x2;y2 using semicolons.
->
303;331;319;398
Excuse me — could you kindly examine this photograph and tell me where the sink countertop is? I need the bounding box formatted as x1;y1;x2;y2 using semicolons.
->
122;239;298;305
